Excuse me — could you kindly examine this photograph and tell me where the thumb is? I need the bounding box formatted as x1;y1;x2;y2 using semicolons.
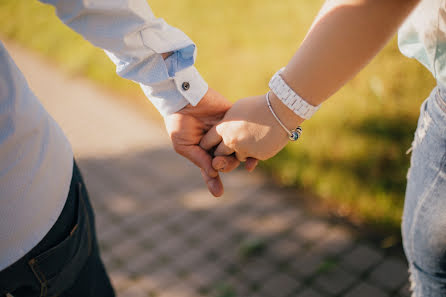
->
200;169;224;197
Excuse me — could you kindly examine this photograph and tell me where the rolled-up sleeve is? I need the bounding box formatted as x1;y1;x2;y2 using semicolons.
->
39;0;208;116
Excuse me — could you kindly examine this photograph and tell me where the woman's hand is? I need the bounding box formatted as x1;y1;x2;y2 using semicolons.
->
200;93;304;163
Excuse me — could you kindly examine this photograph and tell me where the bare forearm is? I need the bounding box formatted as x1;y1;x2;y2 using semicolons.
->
203;0;422;166
281;0;420;107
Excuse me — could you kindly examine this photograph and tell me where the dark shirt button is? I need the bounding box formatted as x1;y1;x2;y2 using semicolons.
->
182;82;190;91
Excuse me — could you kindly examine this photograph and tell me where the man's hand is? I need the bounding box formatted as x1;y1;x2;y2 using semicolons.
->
164;88;242;197
200;93;304;162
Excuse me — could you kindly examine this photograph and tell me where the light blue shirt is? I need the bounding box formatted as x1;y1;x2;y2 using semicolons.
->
399;0;446;86
42;0;208;116
0;0;208;270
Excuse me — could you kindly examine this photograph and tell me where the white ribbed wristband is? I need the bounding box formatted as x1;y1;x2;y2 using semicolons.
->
269;67;320;120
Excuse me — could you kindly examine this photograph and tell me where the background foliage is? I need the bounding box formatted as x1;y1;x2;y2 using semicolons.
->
0;0;436;234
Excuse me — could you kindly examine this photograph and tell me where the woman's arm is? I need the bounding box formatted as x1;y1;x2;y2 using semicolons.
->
284;0;419;106
201;0;421;163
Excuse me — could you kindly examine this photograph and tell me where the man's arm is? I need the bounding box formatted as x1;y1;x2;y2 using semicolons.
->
39;0;244;196
39;0;206;115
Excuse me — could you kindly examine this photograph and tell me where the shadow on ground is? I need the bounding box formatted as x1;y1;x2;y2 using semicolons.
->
76;147;411;297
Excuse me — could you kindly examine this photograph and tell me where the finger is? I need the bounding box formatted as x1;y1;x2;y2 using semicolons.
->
212;155;240;172
245;158;259;172
180;145;218;178
200;169;224;197
214;141;235;156
200;125;222;151
235;151;247;162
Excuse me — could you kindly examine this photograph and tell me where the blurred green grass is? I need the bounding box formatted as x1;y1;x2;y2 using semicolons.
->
0;0;435;234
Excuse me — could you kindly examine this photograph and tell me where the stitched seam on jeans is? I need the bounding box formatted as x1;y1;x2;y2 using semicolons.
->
408;152;445;254
407;180;436;295
28;259;48;297
407;150;446;293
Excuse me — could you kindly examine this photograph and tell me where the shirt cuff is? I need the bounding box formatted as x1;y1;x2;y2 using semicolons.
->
173;65;208;107
140;65;208;117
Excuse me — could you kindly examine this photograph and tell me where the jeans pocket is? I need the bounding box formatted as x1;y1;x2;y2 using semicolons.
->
28;183;93;297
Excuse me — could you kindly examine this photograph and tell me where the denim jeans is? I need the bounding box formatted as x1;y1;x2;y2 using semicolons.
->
403;85;446;296
0;161;115;297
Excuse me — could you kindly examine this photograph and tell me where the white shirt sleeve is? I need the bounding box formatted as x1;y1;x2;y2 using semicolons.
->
39;0;208;116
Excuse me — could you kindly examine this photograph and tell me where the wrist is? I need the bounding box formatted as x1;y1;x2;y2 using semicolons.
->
269;68;320;119
268;91;305;130
162;52;174;59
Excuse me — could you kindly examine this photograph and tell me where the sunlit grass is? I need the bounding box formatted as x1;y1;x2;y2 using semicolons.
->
0;0;436;234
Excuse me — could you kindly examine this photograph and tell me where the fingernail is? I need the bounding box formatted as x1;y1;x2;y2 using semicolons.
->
209;179;223;197
209;179;217;190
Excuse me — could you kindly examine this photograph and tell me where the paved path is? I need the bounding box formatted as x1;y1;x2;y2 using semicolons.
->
5;41;411;297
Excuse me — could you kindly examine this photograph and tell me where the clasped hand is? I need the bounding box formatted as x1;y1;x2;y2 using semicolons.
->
201;94;294;161
165;89;303;197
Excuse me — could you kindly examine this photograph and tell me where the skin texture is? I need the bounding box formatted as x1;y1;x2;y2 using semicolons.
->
164;87;257;197
200;92;303;161
282;0;421;106
202;0;420;163
162;51;256;197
